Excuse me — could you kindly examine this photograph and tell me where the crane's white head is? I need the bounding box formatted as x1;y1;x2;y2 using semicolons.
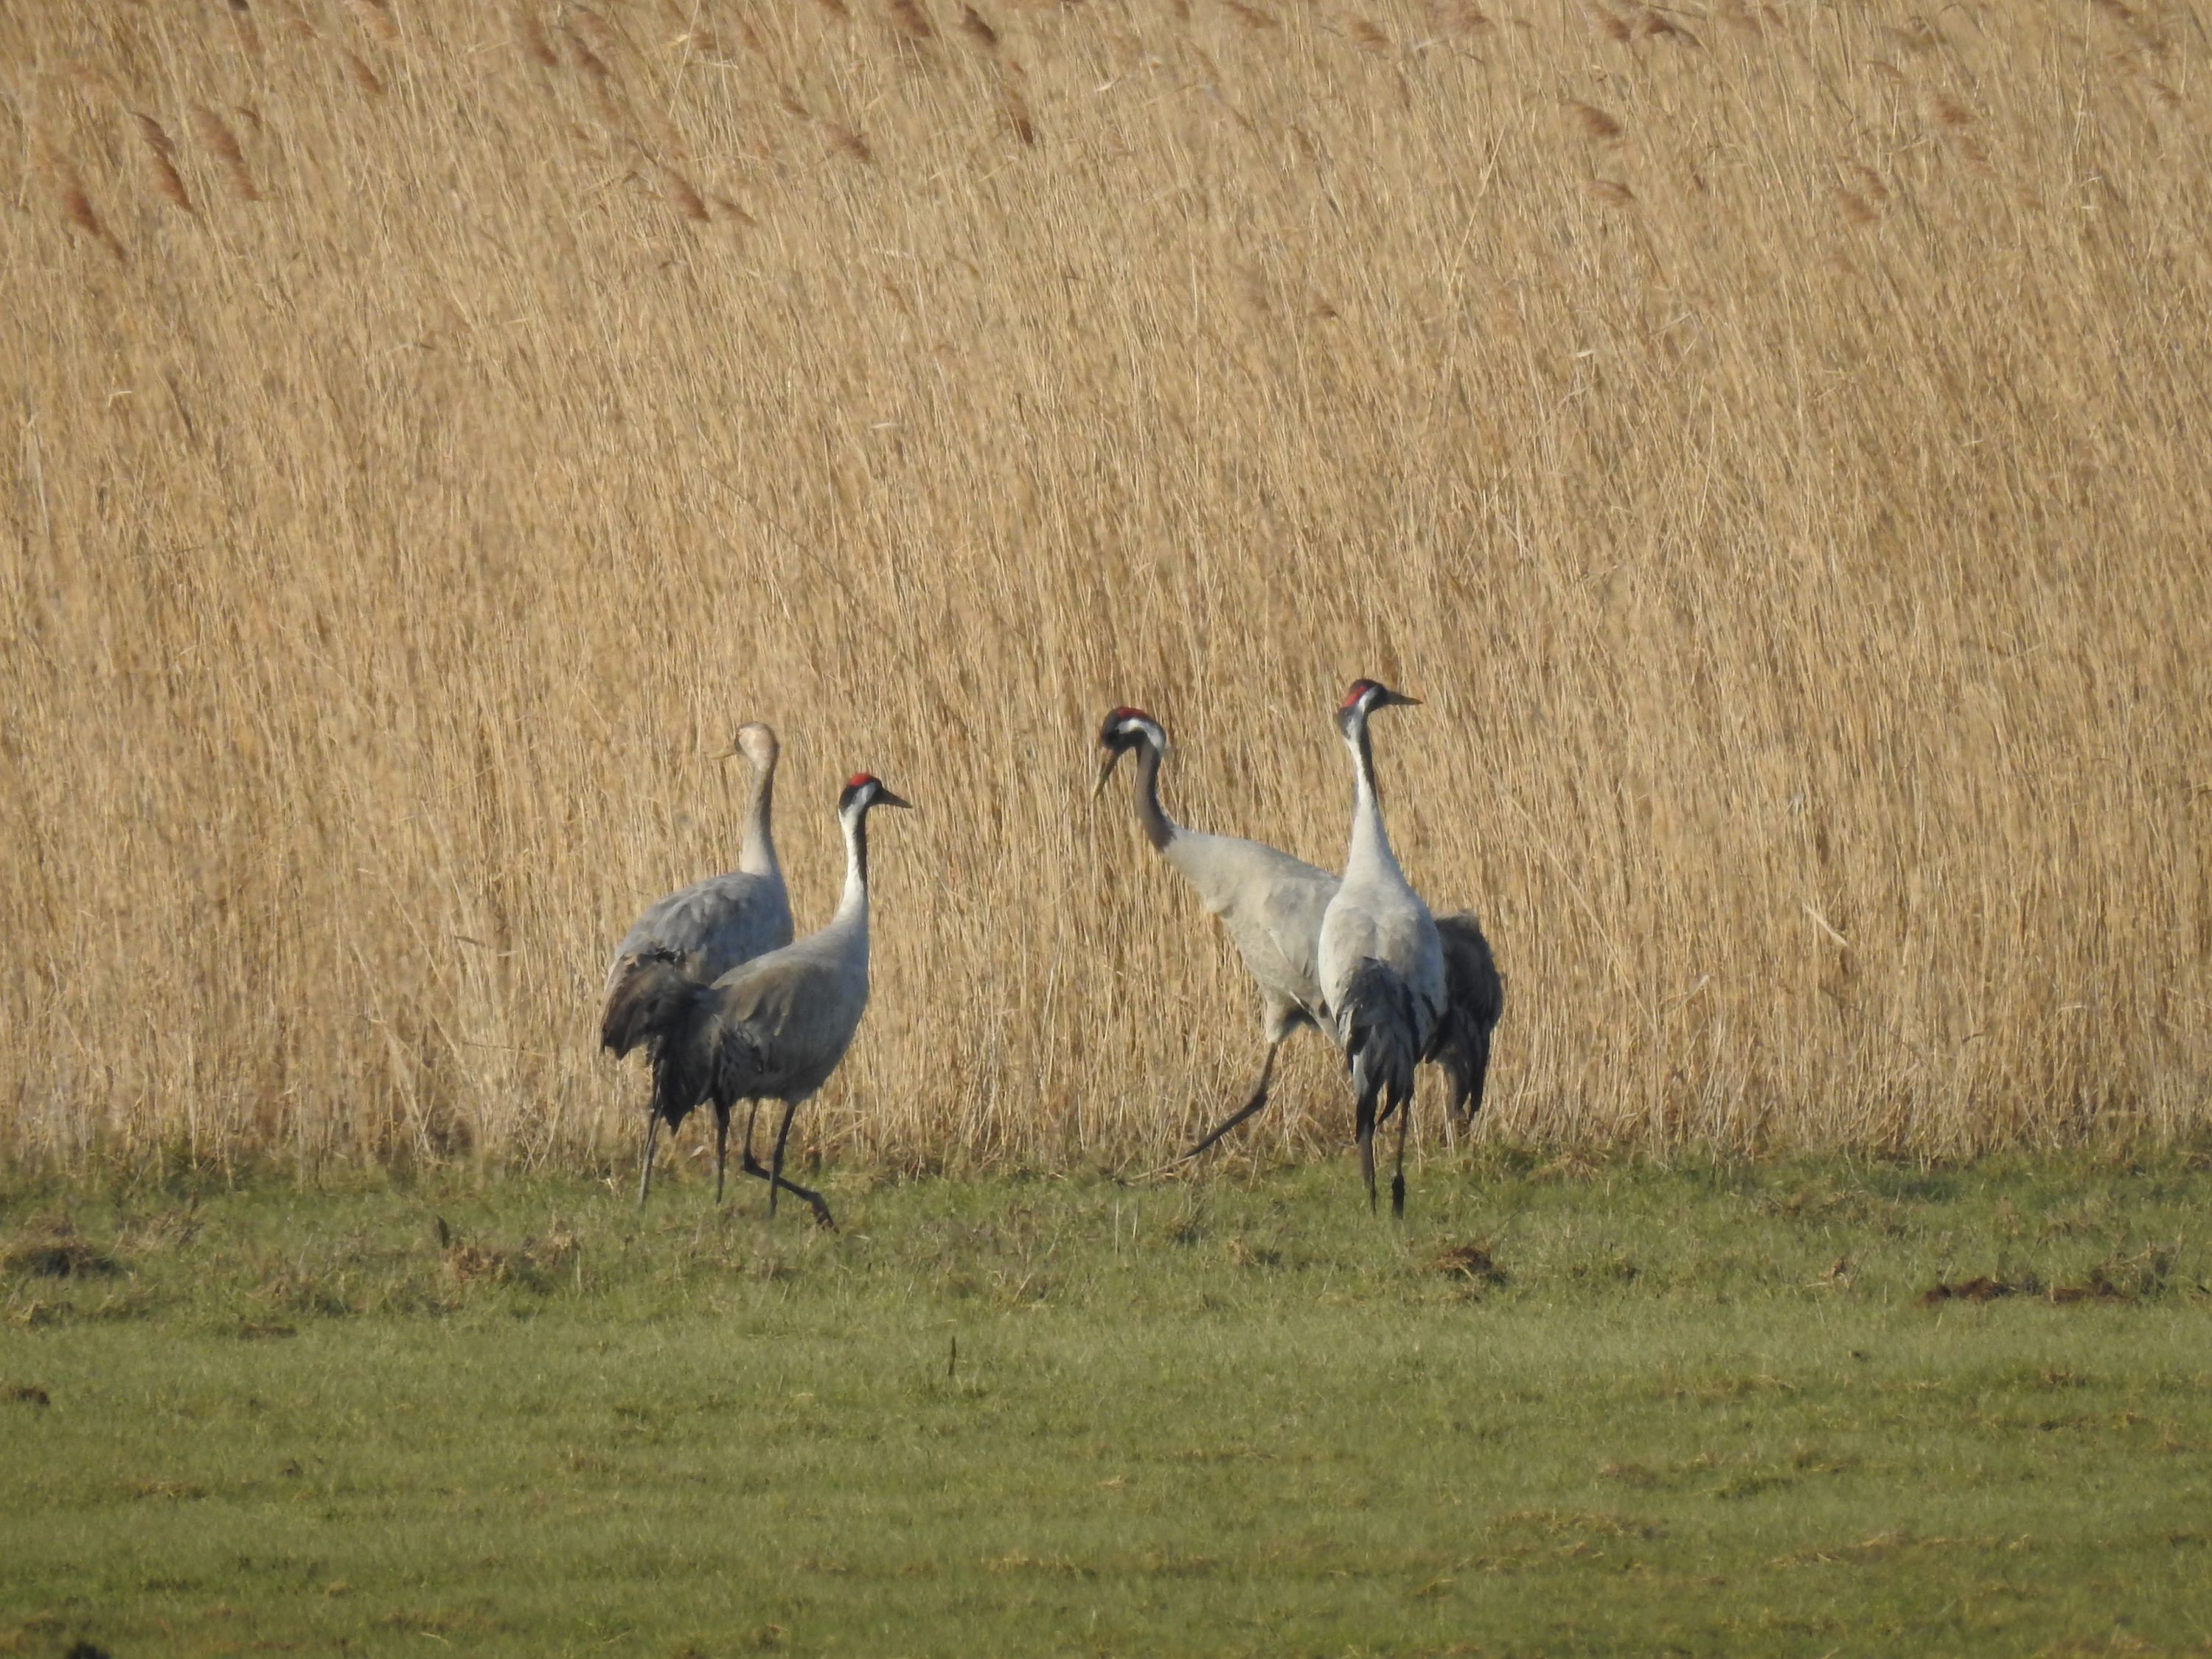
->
727;721;780;771
1093;706;1167;798
838;772;913;815
1335;678;1419;738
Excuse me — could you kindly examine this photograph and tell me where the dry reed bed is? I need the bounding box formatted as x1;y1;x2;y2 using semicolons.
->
1;0;2208;1172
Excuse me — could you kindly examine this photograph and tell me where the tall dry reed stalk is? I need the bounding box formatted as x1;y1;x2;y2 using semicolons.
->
2;0;2208;1175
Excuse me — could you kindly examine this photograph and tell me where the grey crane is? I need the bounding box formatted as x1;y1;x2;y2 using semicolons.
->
1317;678;1444;1217
1093;706;1338;1155
1093;707;1501;1164
599;773;911;1228
602;721;794;1210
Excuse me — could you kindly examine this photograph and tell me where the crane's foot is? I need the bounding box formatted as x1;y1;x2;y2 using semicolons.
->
1391;1172;1406;1218
740;1150;834;1228
1180;1082;1270;1162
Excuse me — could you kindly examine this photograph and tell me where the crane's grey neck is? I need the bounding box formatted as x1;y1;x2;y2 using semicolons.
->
1342;708;1397;872
1129;731;1177;853
835;801;872;920
1341;707;1380;808
738;752;779;878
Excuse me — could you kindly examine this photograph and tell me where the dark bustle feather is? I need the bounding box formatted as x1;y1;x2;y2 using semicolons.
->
1337;956;1422;1117
599;947;723;1130
1430;912;1505;1123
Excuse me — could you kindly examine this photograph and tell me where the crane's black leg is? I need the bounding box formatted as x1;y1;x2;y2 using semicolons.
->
1180;1044;1279;1161
735;1157;835;1228
766;1099;801;1220
762;1099;835;1228
713;1105;731;1206
734;1099;769;1190
1391;1083;1411;1219
1355;1085;1379;1212
734;1106;814;1212
737;1099;835;1228
636;1110;662;1213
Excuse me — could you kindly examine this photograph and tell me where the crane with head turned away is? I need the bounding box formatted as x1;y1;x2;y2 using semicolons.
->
600;773;911;1229
1095;706;1501;1173
602;721;794;1210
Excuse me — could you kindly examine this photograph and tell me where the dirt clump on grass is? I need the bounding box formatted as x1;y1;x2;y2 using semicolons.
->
438;1219;580;1291
1428;1245;1509;1286
1921;1276;2014;1305
1;1216;122;1279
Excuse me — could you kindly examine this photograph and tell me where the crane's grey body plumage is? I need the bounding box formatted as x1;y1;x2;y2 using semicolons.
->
1316;682;1446;1215
1096;708;1502;1165
1096;714;1331;1155
605;869;792;998
1164;828;1338;1046
602;723;794;1209
598;773;911;1228
704;908;874;1109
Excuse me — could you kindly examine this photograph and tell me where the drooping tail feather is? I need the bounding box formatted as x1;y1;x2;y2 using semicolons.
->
602;948;691;1057
600;947;722;1130
1335;955;1422;1124
1431;911;1505;1125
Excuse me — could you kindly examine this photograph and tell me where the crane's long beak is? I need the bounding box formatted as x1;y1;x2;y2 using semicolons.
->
1382;689;1423;708
875;787;914;810
1092;748;1125;799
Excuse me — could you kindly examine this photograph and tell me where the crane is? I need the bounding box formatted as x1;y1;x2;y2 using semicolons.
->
1094;706;1502;1164
1093;706;1338;1155
602;722;794;1210
599;773;911;1228
1317;678;1444;1217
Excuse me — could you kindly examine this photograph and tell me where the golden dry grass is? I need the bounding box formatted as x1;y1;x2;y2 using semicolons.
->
2;0;2208;1174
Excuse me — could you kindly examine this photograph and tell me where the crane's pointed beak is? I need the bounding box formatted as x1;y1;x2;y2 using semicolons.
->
1383;689;1423;708
1093;748;1124;799
875;787;914;811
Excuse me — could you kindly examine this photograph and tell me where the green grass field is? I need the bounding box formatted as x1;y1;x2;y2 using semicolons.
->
4;1151;2210;1657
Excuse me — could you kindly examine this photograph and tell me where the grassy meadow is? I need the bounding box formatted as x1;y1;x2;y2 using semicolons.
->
4;1152;2211;1655
3;0;2211;1172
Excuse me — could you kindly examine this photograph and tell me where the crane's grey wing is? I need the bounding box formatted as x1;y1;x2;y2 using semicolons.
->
712;946;866;1101
608;870;794;991
1227;863;1339;1018
715;955;816;1045
1170;830;1339;1016
1430;911;1504;1122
